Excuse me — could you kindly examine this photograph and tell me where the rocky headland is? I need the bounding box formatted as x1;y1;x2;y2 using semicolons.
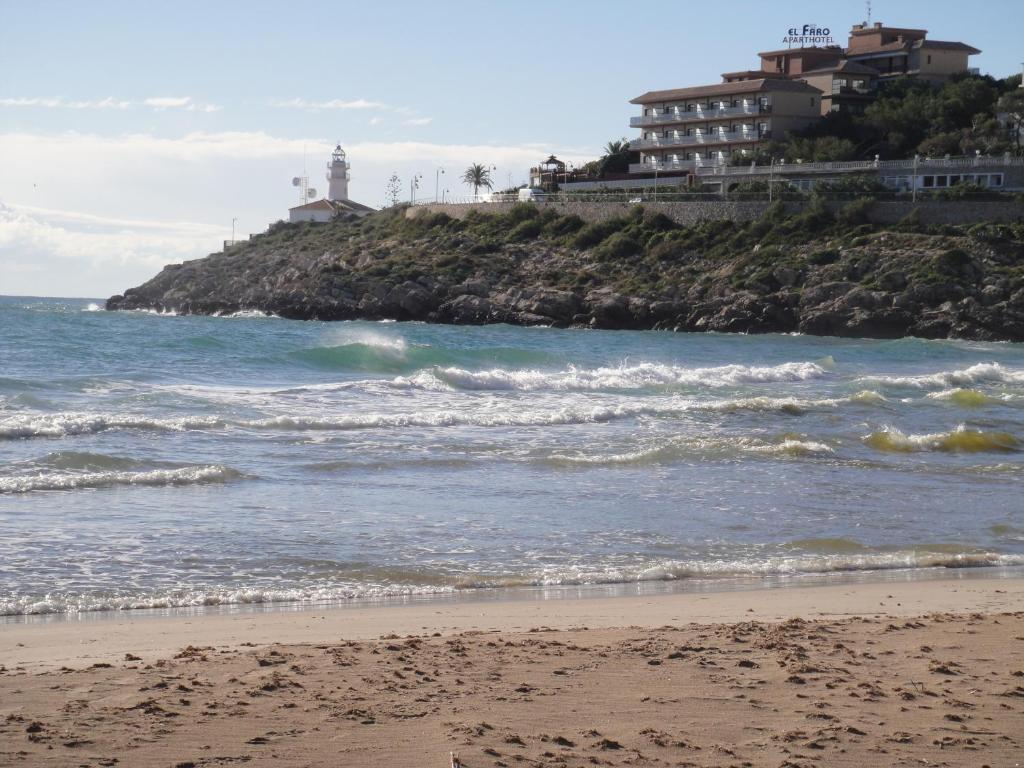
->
107;201;1024;341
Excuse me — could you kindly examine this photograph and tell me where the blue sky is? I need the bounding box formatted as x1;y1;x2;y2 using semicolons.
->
1;0;1021;297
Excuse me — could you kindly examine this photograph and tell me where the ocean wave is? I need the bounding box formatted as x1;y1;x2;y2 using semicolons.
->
0;465;240;494
0;412;224;439
0;582;455;616
864;424;1020;453
291;337;556;374
926;388;1009;407
860;362;1024;389
3;549;1019;616
403;361;828;392
546;435;834;466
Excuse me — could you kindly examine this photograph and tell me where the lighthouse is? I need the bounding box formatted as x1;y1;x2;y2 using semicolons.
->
326;144;350;202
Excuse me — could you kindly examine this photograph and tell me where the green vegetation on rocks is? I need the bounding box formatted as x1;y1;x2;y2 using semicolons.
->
108;201;1024;341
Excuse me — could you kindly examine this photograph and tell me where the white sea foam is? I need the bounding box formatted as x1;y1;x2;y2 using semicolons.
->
401;361;827;392
83;303;102;312
859;362;1024;389
212;309;280;319
0;465;239;494
3;549;1019;615
0;412;223;439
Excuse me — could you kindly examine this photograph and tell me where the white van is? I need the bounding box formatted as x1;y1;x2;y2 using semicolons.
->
517;187;548;202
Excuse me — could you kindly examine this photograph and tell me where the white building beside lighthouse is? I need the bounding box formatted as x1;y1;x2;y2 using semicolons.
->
289;144;374;223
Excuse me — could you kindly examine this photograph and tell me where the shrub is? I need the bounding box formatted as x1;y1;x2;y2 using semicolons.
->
593;232;641;260
507;219;543;242
543;213;585;237
506;203;540;224
835;198;875;226
573;217;629;249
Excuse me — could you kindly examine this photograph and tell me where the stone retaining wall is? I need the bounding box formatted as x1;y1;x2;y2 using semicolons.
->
408;200;1024;226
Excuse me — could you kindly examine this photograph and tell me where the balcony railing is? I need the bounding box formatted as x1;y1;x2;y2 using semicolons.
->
694;154;1024;177
632;131;767;150
629;158;730;174
630;103;769;127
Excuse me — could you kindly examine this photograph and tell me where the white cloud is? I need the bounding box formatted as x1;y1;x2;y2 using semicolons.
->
0;130;597;296
0;96;131;110
143;96;192;109
0;202;225;297
0;96;219;112
404;117;433;126
270;98;390;111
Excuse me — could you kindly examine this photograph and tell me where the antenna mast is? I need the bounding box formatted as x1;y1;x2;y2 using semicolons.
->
866;0;872;24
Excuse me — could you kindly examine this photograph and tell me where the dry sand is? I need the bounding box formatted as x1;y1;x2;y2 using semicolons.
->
1;577;1022;766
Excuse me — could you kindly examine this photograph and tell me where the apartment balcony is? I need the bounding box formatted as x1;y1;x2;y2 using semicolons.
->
631;131;766;150
629;103;769;128
830;84;874;95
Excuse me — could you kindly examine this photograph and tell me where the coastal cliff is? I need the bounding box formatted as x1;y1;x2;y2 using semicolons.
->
107;201;1024;341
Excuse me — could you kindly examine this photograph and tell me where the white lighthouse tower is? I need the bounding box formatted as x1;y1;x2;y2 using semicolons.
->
326;144;350;202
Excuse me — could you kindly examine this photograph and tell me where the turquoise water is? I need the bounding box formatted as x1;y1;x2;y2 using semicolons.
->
1;295;1023;616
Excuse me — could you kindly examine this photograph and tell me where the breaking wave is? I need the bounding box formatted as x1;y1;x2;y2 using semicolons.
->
5;550;1018;616
0;412;223;439
402;361;828;392
864;424;1021;453
860;362;1024;389
0;465;240;494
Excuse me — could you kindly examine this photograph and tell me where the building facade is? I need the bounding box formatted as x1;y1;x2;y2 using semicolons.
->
694;155;1024;195
627;21;981;179
629;79;823;177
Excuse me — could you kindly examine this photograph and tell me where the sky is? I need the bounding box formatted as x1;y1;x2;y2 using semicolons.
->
1;0;1021;298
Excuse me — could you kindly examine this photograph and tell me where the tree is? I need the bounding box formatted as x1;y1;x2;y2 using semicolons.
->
998;89;1024;154
385;173;401;207
462;163;493;198
598;138;632;177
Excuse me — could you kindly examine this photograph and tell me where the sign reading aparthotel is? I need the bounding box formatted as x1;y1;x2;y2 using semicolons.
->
782;25;834;46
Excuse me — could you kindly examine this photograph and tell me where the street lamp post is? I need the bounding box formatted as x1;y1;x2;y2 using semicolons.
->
231;217;237;245
410;173;421;204
653;163;659;202
912;155;919;203
435;167;444;204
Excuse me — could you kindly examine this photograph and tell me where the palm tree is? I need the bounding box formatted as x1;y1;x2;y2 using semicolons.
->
603;139;629;157
462;163;493;198
598;138;632;178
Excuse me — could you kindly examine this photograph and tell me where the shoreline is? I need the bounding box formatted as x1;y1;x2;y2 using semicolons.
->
3;575;1021;672
3;576;1022;767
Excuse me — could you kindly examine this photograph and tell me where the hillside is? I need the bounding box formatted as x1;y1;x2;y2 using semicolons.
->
107;202;1024;341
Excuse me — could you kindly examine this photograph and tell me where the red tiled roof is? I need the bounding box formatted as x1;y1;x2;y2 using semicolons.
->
915;39;981;54
801;60;880;76
630;78;821;104
289;199;335;212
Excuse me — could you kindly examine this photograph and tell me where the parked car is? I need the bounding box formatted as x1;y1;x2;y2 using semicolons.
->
517;187;549;202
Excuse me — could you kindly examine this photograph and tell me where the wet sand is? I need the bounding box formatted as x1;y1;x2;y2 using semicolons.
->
1;578;1022;766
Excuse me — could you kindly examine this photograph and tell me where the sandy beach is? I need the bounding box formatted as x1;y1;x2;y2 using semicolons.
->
2;577;1022;766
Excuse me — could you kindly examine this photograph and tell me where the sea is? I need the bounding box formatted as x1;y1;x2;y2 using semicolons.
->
1;295;1022;619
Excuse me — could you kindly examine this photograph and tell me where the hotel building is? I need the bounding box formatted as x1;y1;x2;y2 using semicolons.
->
629;79;823;176
627;22;980;180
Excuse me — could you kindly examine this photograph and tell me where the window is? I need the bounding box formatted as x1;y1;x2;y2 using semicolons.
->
927;55;932;64
991;174;1004;187
810;97;816;107
935;176;948;188
949;175;961;185
923;176;935;188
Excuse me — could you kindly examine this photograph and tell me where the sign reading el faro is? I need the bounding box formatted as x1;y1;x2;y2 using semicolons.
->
782;24;834;45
